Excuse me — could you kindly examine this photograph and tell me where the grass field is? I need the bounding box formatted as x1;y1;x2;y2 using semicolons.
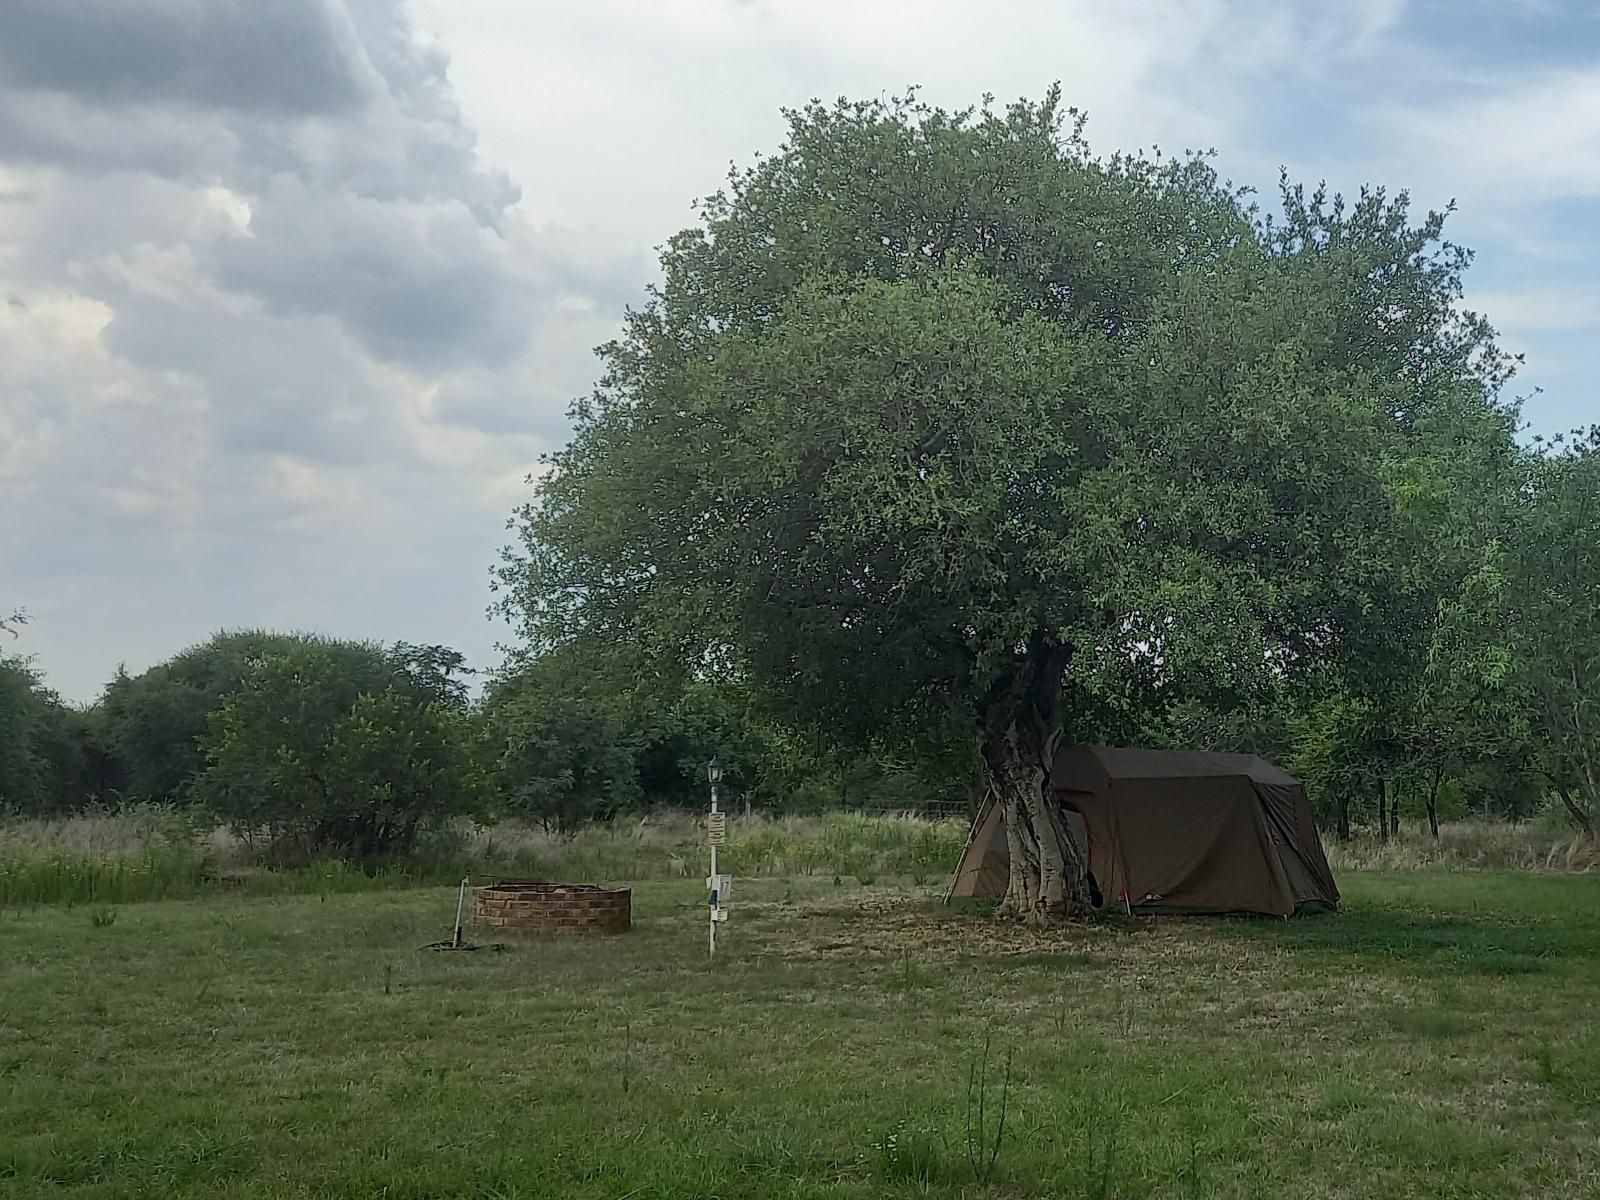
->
5;865;1600;1198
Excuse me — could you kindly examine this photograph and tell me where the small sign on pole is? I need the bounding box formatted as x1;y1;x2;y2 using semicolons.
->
707;811;728;846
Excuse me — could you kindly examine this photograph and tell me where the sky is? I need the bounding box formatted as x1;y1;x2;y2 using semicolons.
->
2;0;1597;703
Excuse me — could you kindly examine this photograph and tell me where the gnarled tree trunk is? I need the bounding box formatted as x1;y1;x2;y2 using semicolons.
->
979;634;1092;923
1426;761;1442;840
1556;784;1593;839
1544;690;1600;839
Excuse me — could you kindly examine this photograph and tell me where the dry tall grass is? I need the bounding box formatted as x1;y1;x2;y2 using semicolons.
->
4;807;1594;907
1325;820;1600;873
0;806;201;857
0;807;971;904
446;809;968;886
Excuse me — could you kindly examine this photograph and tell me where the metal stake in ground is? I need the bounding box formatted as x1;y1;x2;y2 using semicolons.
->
707;756;729;958
422;877;481;951
451;876;468;948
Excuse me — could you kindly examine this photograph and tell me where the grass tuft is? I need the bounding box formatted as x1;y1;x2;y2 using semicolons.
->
1535;1041;1561;1085
963;1034;1012;1186
886;946;935;992
1327;820;1600;873
869;1117;949;1187
1388;1006;1468;1039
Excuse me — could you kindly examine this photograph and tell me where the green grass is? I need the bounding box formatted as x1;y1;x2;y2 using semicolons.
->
5;868;1600;1197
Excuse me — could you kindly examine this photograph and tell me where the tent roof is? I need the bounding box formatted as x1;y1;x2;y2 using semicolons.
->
1057;745;1300;788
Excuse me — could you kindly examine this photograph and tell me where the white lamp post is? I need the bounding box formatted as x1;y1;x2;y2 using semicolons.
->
707;756;726;958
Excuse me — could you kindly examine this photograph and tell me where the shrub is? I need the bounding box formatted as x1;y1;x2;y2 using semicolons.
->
192;639;481;860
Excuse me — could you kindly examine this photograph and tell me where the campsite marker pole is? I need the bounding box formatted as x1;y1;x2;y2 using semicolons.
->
707;757;725;959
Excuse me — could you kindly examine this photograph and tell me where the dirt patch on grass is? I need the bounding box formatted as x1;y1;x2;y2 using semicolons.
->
756;891;1133;963
754;893;1437;1046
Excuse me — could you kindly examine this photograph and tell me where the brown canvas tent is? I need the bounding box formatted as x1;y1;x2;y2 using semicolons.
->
949;745;1339;917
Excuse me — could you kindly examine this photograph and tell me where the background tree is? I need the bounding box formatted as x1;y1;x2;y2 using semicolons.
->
499;90;1515;920
1444;427;1600;835
0;656;55;812
390;642;475;709
1288;686;1383;841
101;631;313;804
0;656;118;815
192;637;480;858
321;687;480;854
1515;430;1600;833
480;652;642;833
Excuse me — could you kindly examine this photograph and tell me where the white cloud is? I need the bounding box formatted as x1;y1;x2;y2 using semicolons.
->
1469;285;1600;333
418;0;1267;242
0;0;573;699
1384;70;1600;209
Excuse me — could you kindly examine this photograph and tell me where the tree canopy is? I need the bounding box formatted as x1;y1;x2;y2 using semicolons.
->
499;89;1519;919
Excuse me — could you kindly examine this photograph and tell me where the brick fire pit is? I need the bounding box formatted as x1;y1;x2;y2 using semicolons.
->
472;881;632;934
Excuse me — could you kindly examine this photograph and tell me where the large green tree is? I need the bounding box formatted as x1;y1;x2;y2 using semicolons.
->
500;91;1514;919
